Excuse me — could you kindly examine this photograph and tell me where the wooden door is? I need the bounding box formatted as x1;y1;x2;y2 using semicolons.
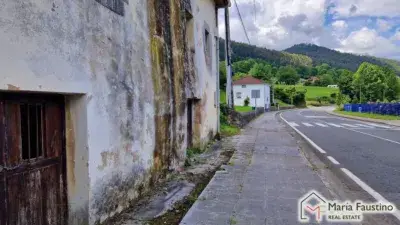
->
0;93;67;225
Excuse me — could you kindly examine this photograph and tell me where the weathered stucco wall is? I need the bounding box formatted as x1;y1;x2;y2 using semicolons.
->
0;0;220;224
192;0;219;147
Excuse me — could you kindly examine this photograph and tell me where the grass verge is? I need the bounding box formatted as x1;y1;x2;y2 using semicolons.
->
220;90;226;104
334;110;400;121
234;106;253;112
220;124;240;137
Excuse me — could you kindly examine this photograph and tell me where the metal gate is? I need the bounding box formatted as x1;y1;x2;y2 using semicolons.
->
0;93;67;225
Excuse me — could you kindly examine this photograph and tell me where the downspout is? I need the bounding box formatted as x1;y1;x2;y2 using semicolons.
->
216;10;220;133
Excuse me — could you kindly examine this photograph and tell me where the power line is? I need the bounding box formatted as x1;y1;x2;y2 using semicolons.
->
233;0;251;44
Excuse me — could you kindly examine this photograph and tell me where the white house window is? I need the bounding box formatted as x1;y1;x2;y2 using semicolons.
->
242;85;246;88
236;92;242;99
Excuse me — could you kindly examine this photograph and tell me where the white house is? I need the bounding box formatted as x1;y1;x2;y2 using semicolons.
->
233;77;271;110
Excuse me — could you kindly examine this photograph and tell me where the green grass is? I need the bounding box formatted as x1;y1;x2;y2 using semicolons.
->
220;124;240;137
276;85;338;101
220;90;253;112
220;90;226;103
234;106;253;112
334;110;400;121
276;99;293;107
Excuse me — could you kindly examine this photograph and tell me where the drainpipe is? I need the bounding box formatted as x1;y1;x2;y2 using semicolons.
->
216;36;220;133
224;6;233;108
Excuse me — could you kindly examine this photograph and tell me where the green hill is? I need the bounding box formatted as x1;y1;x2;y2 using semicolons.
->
219;39;312;67
219;39;400;75
284;43;400;74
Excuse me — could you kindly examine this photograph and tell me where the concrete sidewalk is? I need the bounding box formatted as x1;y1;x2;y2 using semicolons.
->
180;112;337;225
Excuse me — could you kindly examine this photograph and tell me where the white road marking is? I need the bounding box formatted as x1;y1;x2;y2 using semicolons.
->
304;116;333;118
343;128;400;145
327;156;340;165
302;122;314;127
365;123;391;129
288;122;299;127
315;123;328;127
281;112;400;221
355;124;374;128
280;113;326;154
341;123;358;128
341;168;400;221
327;123;343;128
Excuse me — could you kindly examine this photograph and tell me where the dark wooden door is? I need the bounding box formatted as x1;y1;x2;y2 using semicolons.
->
0;93;67;225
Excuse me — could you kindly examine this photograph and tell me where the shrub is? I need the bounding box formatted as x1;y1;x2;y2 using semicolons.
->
244;96;250;106
320;96;330;103
220;103;229;115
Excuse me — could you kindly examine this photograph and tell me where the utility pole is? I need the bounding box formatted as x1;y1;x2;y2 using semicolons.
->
225;6;233;108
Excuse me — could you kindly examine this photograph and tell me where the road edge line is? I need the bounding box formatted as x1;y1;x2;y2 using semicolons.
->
279;113;326;154
327;156;340;165
280;112;400;222
341;168;400;221
325;110;400;128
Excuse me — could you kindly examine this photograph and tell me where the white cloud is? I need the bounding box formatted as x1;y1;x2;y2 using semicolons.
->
220;0;328;50
336;27;400;58
219;0;400;59
332;20;348;30
329;0;400;18
376;19;393;32
392;30;400;41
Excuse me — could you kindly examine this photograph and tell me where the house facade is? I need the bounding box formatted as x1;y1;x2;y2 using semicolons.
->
0;0;229;224
233;77;271;110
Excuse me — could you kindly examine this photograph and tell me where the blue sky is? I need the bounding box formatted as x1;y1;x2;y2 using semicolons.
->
219;0;400;60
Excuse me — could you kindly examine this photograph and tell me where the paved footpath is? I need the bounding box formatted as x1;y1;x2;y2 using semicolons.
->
180;112;343;225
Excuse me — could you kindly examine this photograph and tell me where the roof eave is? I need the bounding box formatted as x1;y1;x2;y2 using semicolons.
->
215;0;231;8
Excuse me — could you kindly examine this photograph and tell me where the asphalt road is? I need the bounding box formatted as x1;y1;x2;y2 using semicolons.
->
281;109;400;209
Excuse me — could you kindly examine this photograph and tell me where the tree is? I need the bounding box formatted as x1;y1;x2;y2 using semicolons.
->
327;68;340;83
338;69;353;98
319;74;334;86
352;62;386;103
249;63;272;82
232;59;257;74
219;61;226;89
232;72;248;81
311;67;318;76
285;86;296;105
316;63;331;75
277;66;300;85
296;65;311;79
382;66;400;102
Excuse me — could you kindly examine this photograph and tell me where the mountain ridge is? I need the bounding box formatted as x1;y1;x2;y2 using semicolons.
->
219;39;400;74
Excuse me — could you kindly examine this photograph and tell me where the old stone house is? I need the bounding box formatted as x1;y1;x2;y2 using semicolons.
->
0;0;229;224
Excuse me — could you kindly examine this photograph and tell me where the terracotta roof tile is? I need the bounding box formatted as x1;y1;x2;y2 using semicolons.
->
233;76;265;85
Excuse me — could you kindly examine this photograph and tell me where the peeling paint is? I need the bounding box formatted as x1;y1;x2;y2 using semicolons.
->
0;0;220;224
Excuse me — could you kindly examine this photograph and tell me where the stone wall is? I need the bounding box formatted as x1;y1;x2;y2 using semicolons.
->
226;107;265;128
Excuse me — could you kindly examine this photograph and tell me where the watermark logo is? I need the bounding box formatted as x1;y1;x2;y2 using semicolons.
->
298;190;397;223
